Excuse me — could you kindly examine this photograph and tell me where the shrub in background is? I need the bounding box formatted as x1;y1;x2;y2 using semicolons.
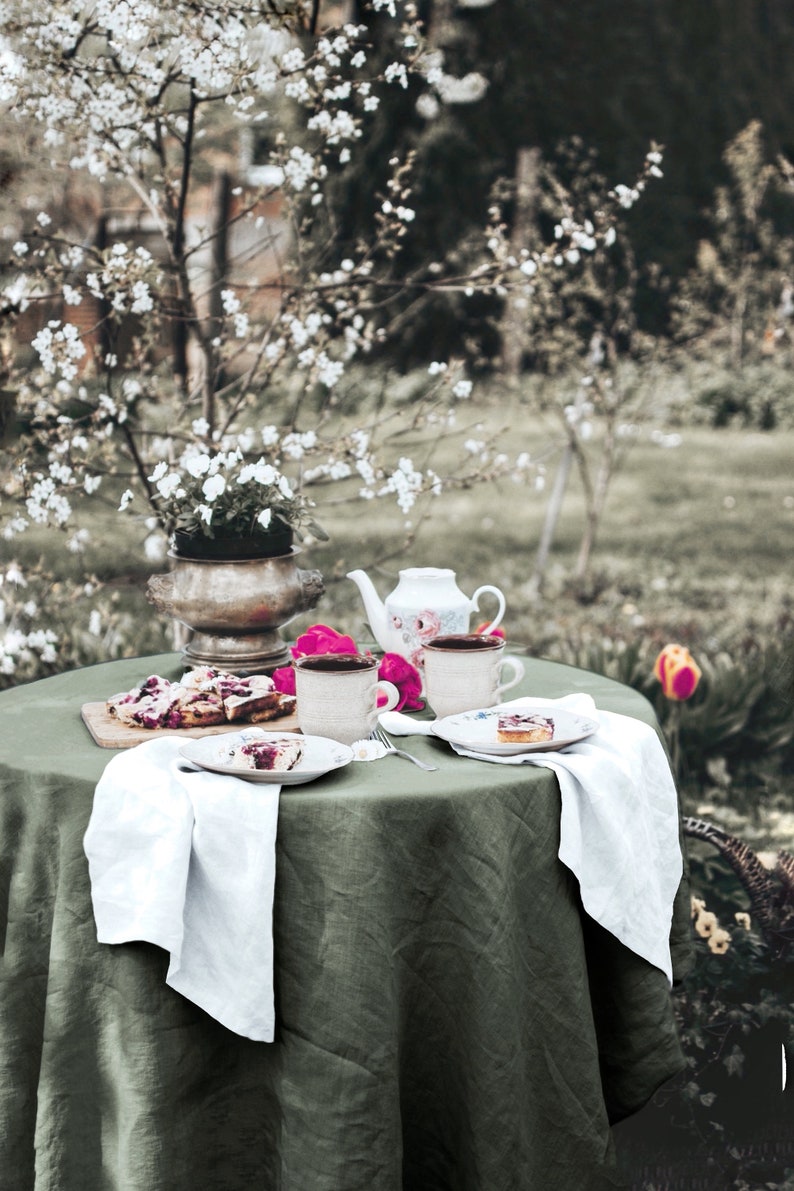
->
0;561;170;688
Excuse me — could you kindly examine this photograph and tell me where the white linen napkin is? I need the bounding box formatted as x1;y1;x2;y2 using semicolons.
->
451;694;683;984
83;736;280;1041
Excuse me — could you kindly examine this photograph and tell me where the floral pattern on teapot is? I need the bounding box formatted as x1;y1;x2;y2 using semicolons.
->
389;606;468;669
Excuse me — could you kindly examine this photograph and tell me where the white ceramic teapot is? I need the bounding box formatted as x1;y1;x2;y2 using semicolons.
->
346;567;506;667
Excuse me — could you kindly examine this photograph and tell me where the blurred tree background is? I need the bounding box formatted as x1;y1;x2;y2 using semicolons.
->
338;0;794;359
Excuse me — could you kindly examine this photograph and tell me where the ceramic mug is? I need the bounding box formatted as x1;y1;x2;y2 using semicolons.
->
294;653;400;746
422;634;525;719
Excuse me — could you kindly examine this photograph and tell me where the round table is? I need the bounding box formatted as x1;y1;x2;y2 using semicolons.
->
0;654;691;1191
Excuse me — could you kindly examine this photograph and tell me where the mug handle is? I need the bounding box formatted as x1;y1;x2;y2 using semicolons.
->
495;655;525;700
471;584;506;635
374;680;400;715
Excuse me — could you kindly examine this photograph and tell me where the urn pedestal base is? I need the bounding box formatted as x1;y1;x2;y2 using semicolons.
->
181;629;291;675
146;548;324;676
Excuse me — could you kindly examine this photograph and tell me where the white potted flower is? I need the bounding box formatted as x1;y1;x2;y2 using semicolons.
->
130;445;327;560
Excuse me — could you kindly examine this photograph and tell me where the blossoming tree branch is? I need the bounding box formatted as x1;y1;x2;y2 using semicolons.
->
0;0;659;671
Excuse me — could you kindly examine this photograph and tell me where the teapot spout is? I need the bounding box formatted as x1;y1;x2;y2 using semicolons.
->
346;569;390;652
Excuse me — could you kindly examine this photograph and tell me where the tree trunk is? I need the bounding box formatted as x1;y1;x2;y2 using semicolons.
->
528;383;586;596
574;418;617;582
208;169;232;402
528;439;574;598
501;146;541;384
209;171;231;325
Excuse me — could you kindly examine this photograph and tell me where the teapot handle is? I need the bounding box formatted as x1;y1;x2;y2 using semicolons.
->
471;585;506;635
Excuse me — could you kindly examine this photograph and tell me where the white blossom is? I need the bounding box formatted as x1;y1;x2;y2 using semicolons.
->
2;517;28;540
31;321;86;381
66;528;89;550
316;353;344;388
379;456;423;515
144;531;168;562
384;63;408;89
221;289;241;314
613;183;640;210
4;563;27;586
433;72;488;105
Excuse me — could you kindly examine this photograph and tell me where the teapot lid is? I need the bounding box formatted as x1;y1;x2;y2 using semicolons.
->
399;567;455;579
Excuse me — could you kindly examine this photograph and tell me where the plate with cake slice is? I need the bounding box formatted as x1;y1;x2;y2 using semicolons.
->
430;705;599;757
179;728;354;785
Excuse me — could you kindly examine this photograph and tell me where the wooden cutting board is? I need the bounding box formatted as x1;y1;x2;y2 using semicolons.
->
81;702;301;748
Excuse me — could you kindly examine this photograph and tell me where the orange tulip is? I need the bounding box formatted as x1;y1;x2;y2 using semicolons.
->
653;644;701;701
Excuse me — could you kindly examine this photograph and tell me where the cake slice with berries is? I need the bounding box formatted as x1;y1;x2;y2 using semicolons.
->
213;673;284;722
496;711;555;744
225;736;304;772
247;695;297;723
107;675;182;729
170;685;227;728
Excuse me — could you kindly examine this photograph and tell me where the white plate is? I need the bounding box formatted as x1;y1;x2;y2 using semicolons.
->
179;728;354;785
431;704;599;756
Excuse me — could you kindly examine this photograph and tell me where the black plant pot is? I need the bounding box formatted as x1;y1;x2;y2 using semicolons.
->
173;525;294;561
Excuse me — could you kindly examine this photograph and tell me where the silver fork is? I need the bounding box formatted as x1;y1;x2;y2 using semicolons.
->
371;724;438;771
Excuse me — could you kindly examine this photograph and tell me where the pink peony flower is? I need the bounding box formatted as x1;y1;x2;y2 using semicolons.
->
271;665;296;696
290;623;358;660
475;622;506;639
378;651;423;711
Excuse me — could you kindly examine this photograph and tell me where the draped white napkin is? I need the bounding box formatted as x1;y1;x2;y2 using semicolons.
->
83;736;280;1041
449;694;683;984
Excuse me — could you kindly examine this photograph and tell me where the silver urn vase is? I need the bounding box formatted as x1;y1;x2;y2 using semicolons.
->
146;546;324;674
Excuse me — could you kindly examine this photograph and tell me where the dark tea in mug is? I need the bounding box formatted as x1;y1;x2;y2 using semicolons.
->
296;653;375;673
425;634;503;652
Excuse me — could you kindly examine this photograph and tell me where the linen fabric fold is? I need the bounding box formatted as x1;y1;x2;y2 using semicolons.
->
451;694;683;984
83;736;280;1041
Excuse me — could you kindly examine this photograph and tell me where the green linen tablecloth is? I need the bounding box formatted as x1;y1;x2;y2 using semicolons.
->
0;653;692;1191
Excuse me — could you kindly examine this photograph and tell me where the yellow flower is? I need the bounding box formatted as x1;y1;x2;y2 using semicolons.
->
691;896;706;916
694;909;718;937
708;928;731;954
734;911;751;931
